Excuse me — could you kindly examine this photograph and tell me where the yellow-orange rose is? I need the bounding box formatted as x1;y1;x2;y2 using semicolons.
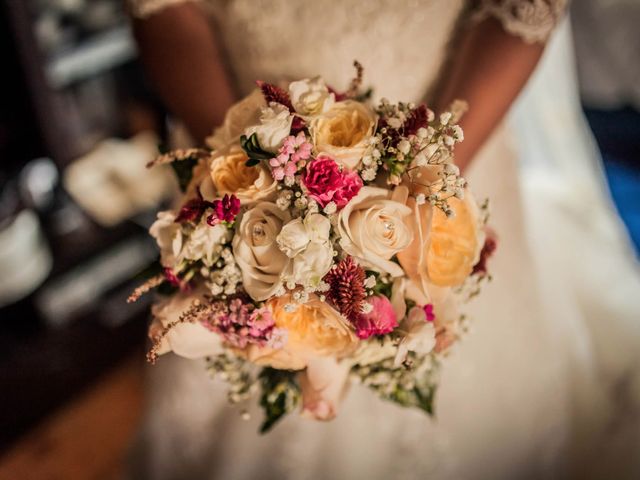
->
240;294;357;370
311;101;376;170
209;145;277;205
397;175;484;289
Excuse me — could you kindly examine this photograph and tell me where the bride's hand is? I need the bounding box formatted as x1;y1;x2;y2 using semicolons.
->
434;16;547;172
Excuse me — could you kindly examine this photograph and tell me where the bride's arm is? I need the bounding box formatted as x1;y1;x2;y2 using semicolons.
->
435;1;567;172
130;3;235;142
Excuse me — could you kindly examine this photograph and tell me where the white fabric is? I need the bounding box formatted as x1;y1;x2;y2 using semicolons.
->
127;1;640;479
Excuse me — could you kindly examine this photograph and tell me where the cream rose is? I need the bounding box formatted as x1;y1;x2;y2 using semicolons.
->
244;103;293;153
150;290;224;359
149;210;182;269
337;186;414;276
232;202;292;301
299;357;351;421
311;100;377;170
209;145;277;205
289;77;335;116
206;89;265;151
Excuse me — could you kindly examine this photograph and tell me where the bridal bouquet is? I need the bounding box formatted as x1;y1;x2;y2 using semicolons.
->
130;63;494;432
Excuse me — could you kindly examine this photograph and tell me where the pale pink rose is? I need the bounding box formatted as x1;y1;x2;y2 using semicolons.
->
353;295;398;339
302;155;362;208
298;357;351;421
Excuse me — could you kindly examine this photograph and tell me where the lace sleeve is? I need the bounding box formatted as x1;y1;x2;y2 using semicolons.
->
127;0;200;19
471;0;568;43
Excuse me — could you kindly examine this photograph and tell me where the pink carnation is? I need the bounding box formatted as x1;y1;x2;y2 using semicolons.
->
352;295;398;340
302;156;363;208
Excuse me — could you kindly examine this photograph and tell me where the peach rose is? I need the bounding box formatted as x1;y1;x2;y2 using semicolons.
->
311;101;376;170
397;170;484;291
209;145;277;205
240;294;357;370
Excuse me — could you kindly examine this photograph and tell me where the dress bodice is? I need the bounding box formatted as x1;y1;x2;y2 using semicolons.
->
129;0;566;102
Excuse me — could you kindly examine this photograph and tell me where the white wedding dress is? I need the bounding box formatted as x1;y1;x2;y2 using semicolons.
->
127;1;640;479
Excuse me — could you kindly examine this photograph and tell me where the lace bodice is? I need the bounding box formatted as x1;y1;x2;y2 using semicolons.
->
128;0;567;102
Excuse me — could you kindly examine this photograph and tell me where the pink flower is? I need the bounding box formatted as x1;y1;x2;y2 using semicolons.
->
352;295;398;339
423;303;435;322
206;194;240;226
269;132;312;181
201;299;283;349
302;156;363;208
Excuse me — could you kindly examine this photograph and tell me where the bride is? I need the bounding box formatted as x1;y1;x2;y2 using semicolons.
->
126;1;640;479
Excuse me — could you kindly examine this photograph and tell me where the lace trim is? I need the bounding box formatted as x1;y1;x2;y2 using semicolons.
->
472;0;568;43
127;0;199;19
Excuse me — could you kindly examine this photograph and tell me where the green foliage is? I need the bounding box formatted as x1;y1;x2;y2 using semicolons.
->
258;368;300;434
241;133;272;166
170;156;198;192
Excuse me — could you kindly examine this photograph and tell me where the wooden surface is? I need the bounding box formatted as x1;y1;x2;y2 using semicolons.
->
0;356;144;480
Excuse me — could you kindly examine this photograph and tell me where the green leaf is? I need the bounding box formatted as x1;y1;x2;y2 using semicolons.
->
258;368;300;434
241;133;273;163
170;156;198;192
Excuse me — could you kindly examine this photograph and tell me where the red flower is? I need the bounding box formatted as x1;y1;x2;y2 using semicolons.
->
207;194;241;226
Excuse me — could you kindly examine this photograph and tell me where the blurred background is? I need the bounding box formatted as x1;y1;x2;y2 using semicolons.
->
0;0;637;478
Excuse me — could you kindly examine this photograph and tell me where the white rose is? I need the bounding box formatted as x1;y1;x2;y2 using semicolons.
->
244;103;293;153
289;76;335;116
276;218;310;258
394;306;436;367
150;290;224;359
149;210;183;269
311;101;377;170
182;219;232;267
337;186;414;276
277;214;333;287
206;90;265;151
292;241;334;287
232;202;293;301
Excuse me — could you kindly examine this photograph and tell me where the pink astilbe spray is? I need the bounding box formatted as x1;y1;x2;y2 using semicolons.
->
202;299;284;349
269;132;312;181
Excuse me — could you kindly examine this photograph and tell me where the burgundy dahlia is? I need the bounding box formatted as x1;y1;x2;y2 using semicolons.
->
323;256;366;321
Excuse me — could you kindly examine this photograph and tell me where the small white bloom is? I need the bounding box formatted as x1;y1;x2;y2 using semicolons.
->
444;163;460;175
361;302;374;314
323;201;337;215
364;275;376;289
416;127;428;139
244;103;293;153
416;193;426;205
387;117;402;129
284;303;299;313
440;112;452;125
372;149;381;160
414;152;427;166
398;139;411;155
288;76;335;116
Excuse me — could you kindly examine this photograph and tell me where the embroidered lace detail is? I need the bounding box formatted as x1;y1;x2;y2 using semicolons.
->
472;0;568;43
127;0;199;18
